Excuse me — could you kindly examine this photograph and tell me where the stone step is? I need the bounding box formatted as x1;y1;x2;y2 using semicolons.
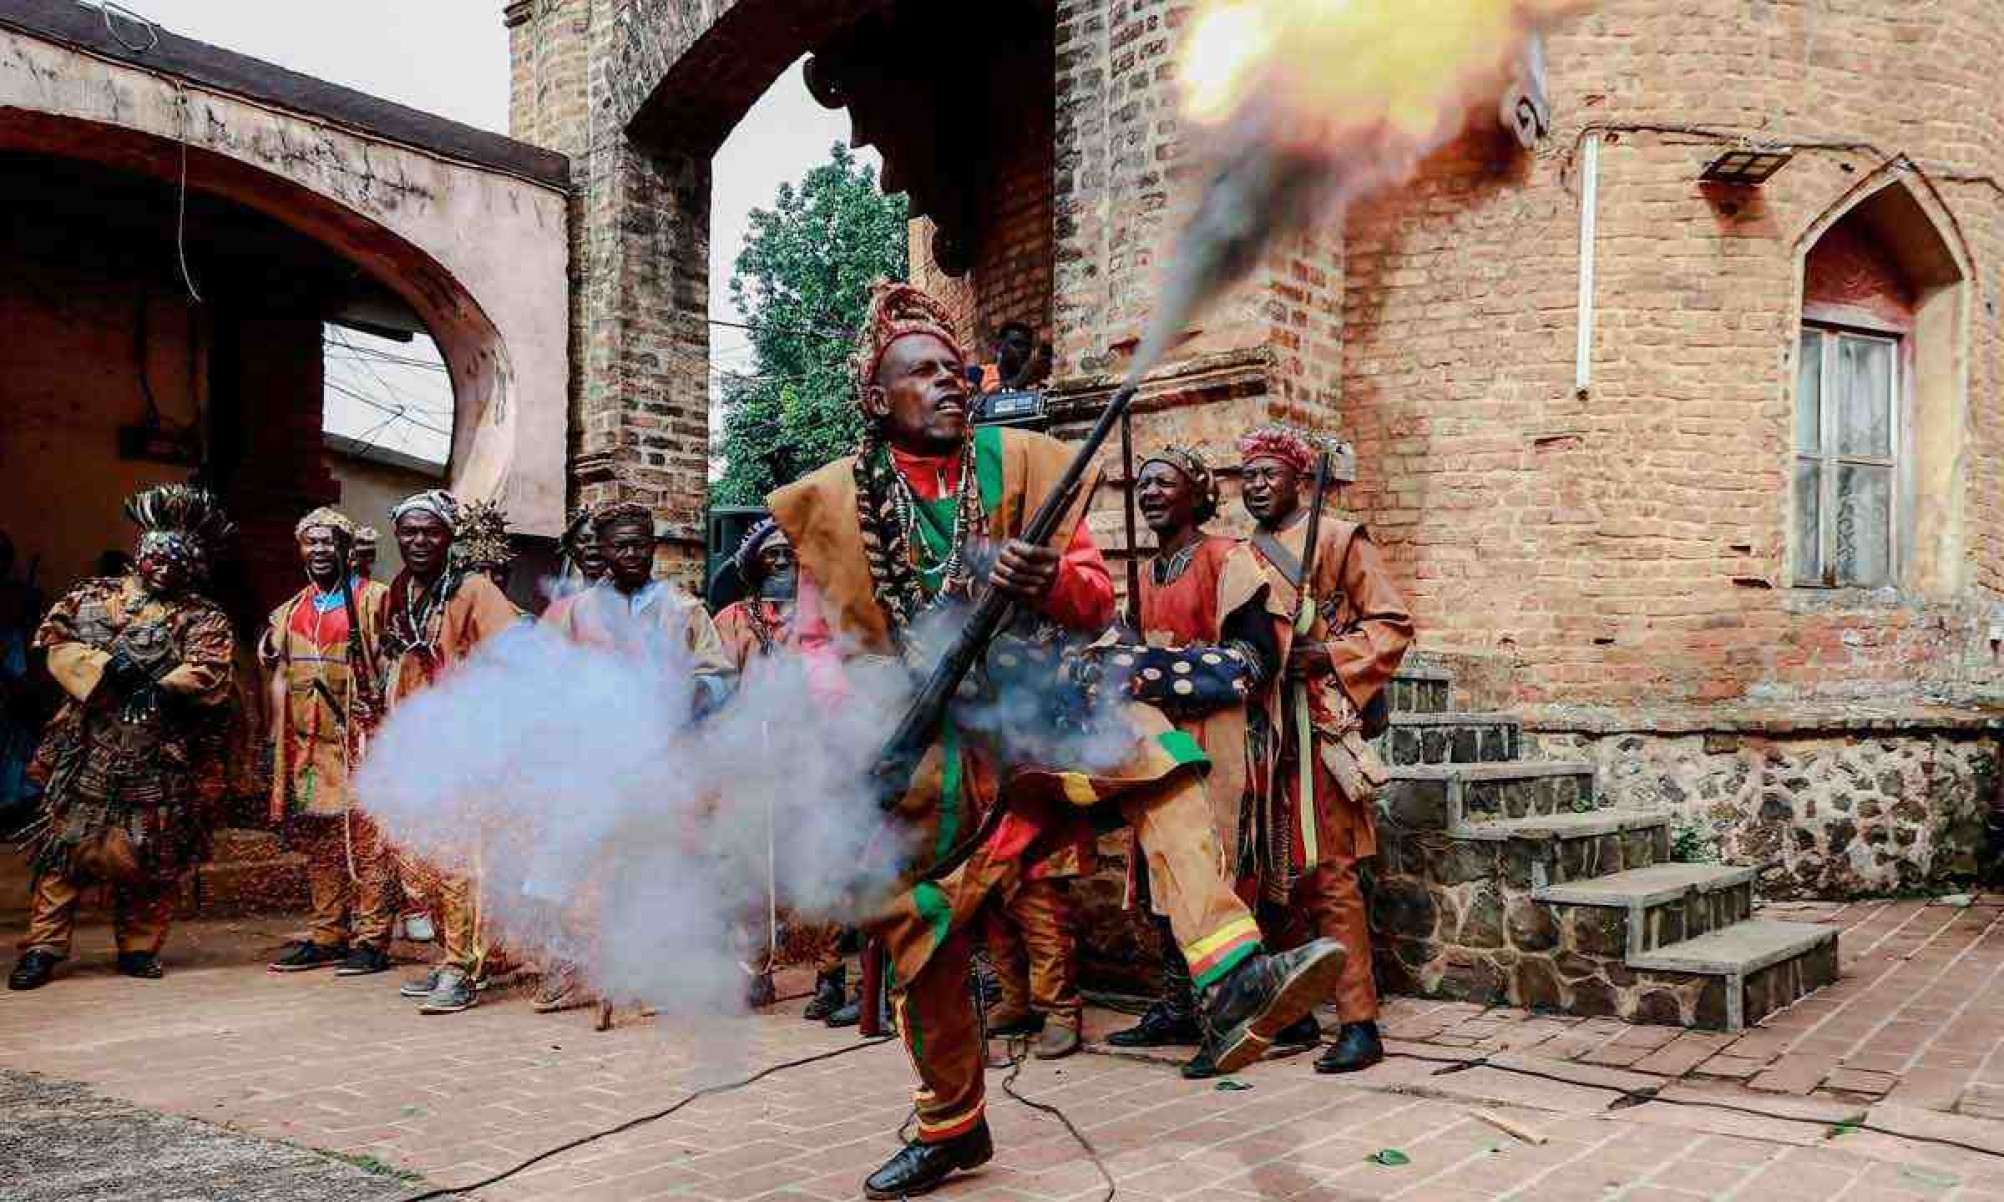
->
1535;862;1758;956
1381;760;1597;831
1628;919;1840;1030
1378;712;1520;766
1377;811;1672;903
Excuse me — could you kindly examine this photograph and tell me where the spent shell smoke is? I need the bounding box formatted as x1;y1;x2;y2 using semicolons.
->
1129;0;1588;384
357;611;910;1020
356;593;1146;1022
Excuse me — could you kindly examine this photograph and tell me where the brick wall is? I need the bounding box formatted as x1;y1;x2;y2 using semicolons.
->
1341;0;2004;714
519;0;2004;714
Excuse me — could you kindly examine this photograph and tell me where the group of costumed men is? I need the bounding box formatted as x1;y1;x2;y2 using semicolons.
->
2;279;1410;1202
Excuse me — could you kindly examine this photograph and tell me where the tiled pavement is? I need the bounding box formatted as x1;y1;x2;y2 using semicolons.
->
1;897;2002;1200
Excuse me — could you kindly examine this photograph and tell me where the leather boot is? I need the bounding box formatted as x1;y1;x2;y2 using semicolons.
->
8;950;58;991
115;951;163;980
1314;1021;1384;1074
803;964;846;1022
1033;1016;1081;1060
1179;1043;1219;1080
1276;1013;1322;1048
863;1119;993;1199
1199;938;1346;1076
1109;917;1202;1047
1106;999;1202;1047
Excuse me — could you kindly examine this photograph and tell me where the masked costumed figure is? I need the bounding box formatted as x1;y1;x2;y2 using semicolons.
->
377;490;526;1015
262;507;396;977
8;486;237;991
452;498;522;599
770;281;1344;1199
1238;425;1414;1074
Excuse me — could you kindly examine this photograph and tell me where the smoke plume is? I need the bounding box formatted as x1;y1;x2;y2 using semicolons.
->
1128;0;1586;381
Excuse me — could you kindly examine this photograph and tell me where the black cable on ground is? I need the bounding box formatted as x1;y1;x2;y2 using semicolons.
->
1384;1052;2004;1162
395;1035;895;1201
993;1033;1117;1202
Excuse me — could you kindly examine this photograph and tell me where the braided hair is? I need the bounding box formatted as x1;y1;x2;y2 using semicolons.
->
853;426;927;641
848;281;972;644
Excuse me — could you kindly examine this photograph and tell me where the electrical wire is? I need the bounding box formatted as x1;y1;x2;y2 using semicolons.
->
324;380;454;438
394;1035;897;1201
1384;1052;2004;1162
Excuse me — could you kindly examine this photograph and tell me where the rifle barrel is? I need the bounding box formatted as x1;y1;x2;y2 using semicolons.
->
874;381;1142;810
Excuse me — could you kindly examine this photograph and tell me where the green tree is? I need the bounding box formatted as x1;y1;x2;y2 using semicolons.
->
712;142;908;506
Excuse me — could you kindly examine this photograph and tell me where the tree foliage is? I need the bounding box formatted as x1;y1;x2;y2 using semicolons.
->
712;143;908;506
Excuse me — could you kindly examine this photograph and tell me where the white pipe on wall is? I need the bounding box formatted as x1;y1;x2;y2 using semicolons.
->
1574;131;1601;397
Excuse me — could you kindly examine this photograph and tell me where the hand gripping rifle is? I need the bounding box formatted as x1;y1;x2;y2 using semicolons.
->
1289;446;1334;867
869;381;1142;873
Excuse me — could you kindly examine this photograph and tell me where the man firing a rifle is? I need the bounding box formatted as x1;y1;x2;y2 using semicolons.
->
1240;425;1414;1075
769;281;1344;1199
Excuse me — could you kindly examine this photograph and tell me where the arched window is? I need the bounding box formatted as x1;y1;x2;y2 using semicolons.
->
1792;179;1969;594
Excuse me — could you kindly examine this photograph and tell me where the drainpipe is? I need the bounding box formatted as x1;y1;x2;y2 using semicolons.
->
1574;131;1601;398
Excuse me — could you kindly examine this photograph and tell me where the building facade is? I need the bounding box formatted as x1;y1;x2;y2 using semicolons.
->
506;0;2004;902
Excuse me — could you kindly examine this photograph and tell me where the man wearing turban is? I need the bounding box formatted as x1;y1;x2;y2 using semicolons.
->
769;281;1343;1198
261;507;396;977
1238;424;1414;1075
377;489;525;1015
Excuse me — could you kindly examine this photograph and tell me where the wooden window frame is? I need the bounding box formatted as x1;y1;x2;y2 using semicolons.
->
1794;322;1901;588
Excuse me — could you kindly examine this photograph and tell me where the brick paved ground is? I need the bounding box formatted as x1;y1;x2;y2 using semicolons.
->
3;895;2003;1200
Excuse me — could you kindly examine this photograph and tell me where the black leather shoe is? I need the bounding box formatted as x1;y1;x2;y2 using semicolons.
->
863;1120;993;1199
803;966;846;1022
1200;938;1346;1076
1179;1043;1219;1080
1275;1013;1322;1048
1314;1021;1384;1074
116;952;163;980
8;950;58;991
1107;1000;1202;1048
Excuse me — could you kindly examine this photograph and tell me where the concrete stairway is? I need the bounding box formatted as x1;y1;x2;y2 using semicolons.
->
1369;665;1836;1031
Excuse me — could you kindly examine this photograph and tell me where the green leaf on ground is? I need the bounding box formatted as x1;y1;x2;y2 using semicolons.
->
1214;1079;1253;1091
1367;1149;1411;1166
1827;1121;1860;1138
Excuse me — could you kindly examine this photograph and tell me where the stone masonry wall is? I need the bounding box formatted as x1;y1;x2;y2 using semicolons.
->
1528;725;2000;899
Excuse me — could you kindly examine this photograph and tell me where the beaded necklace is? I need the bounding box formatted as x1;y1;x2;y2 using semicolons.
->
887;436;981;599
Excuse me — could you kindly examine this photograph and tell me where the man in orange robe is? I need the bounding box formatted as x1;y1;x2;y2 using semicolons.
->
263;507;394;977
770;282;1343;1199
376;490;525;1015
1240;425;1414;1074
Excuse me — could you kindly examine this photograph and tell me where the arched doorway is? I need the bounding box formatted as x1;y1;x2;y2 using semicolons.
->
511;0;1057;579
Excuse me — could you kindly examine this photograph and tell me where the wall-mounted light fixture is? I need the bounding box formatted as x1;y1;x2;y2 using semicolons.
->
1699;146;1795;187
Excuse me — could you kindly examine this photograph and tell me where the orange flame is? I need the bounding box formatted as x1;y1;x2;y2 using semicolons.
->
1180;0;1584;151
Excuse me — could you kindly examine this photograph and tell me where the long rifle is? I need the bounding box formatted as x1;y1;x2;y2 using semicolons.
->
1119;407;1142;631
871;381;1142;824
1289;447;1334;866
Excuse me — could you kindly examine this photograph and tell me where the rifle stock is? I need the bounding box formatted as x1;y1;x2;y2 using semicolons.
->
871;381;1142;813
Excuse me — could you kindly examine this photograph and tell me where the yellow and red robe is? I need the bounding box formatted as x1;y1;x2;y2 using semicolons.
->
261;578;388;821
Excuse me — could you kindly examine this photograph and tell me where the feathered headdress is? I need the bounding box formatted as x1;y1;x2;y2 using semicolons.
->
125;484;236;573
452;498;515;570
